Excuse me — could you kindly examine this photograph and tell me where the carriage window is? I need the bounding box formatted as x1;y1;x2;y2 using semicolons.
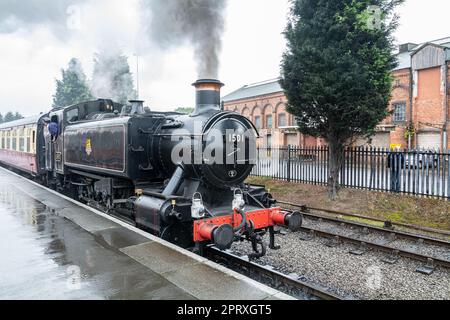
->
19;129;25;152
19;137;25;152
6;132;10;150
27;135;31;153
12;130;17;151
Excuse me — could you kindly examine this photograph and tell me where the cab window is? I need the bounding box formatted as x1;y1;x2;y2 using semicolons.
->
66;108;79;123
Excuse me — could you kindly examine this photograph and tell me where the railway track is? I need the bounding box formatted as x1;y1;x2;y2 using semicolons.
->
205;247;344;300
278;200;450;238
278;202;450;273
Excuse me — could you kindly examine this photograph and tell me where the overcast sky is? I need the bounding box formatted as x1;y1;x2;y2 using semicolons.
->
0;0;449;117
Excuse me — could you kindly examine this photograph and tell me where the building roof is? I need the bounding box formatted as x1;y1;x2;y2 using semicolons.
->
394;36;450;70
224;37;450;102
222;78;282;103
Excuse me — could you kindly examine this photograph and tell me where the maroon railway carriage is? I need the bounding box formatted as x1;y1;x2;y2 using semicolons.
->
0;115;47;176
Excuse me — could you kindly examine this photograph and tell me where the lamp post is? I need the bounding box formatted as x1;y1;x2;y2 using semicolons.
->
134;53;140;99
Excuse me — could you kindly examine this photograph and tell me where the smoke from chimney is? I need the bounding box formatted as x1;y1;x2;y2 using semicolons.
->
142;0;228;79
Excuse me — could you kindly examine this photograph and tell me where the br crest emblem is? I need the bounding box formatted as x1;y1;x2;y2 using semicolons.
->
85;138;92;156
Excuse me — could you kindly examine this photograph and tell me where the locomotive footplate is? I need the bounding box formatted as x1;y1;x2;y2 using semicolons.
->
193;208;302;257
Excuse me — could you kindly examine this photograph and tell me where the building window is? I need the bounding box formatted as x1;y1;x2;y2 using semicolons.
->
266;115;273;129
393;103;406;123
278;113;286;127
266;134;272;147
254;116;261;129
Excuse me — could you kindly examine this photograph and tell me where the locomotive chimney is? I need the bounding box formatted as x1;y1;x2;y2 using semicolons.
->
192;79;224;115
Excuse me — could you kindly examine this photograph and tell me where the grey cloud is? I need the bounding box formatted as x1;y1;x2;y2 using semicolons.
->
142;0;228;79
0;0;85;34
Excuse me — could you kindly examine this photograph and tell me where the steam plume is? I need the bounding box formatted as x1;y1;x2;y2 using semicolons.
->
91;50;137;104
143;0;228;79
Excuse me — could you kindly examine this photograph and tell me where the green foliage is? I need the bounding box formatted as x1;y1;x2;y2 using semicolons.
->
174;107;194;114
0;111;23;124
280;0;403;198
91;52;137;105
405;121;415;140
281;0;403;142
52;58;93;108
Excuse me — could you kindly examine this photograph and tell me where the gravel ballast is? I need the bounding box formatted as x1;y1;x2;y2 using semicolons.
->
232;230;450;300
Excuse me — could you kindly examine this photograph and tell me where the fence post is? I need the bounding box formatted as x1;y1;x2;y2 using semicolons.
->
287;145;291;182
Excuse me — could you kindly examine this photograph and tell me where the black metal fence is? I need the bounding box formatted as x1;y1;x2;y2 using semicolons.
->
251;146;450;199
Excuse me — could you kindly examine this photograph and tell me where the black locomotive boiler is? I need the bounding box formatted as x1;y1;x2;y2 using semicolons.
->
0;79;302;257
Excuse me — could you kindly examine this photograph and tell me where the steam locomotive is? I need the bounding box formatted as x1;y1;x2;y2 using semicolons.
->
0;79;302;257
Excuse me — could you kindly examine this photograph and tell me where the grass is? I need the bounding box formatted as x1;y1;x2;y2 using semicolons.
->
246;176;450;231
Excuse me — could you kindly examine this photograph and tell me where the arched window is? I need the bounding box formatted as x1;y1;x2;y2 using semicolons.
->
278;113;286;127
252;105;262;128
254;116;261;129
266;115;273;129
263;104;274;129
242;107;251;118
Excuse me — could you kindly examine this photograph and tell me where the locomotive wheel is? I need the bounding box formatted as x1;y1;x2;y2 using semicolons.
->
160;223;194;248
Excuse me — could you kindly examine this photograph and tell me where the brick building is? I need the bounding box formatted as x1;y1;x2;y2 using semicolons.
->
223;37;450;151
222;79;319;147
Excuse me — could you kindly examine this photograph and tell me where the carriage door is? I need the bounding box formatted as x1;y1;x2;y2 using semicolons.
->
44;124;53;171
46;112;65;174
53;113;64;173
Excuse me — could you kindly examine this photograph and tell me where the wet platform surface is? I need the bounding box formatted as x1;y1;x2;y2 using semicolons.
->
0;168;288;300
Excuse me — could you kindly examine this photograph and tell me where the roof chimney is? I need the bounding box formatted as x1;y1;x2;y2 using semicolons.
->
399;43;418;54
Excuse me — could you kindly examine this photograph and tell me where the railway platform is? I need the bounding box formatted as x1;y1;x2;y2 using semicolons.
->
0;167;292;300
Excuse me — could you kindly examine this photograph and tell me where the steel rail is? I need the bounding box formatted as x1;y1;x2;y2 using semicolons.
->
278;200;450;240
298;226;450;269
206;247;343;300
302;210;450;249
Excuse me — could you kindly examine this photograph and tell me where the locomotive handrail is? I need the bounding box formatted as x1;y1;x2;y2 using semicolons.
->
129;145;145;152
141;190;187;201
